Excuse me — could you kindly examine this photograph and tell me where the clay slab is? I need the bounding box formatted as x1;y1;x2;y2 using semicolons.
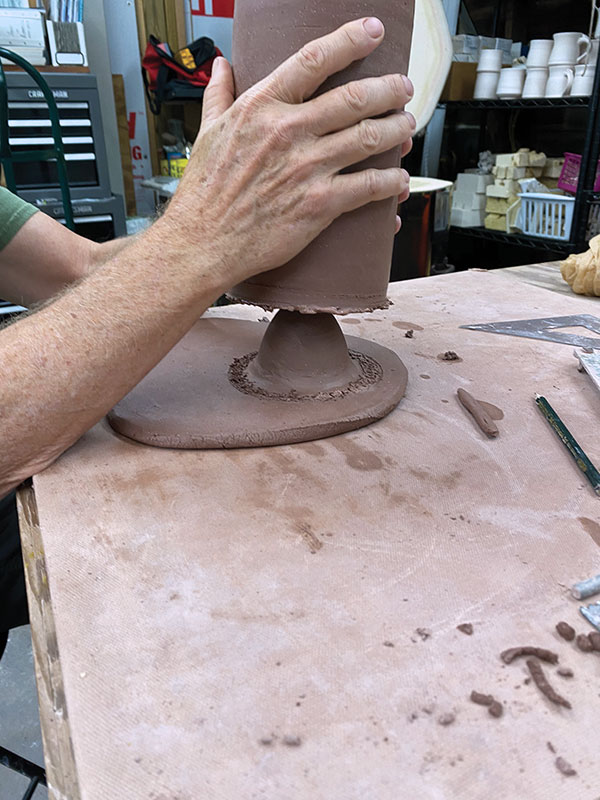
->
108;318;408;448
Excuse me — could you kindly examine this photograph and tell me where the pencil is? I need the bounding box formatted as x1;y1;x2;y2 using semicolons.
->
535;394;600;497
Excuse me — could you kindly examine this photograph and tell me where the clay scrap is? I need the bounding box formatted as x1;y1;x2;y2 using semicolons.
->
500;646;558;665
554;756;577;777
526;659;571;709
575;633;594;652
469;691;503;718
555;621;575;642
457;388;499;437
457;623;473;635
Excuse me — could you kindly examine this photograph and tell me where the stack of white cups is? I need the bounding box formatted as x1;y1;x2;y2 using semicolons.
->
473;49;503;99
522;39;553;98
572;39;598;96
545;32;592;98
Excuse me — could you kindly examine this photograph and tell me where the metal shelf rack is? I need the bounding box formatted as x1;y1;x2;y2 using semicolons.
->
441;65;600;257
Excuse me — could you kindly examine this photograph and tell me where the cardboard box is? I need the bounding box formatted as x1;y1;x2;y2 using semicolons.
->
440;63;478;101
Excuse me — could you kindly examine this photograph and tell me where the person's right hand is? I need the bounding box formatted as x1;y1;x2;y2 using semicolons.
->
163;17;415;291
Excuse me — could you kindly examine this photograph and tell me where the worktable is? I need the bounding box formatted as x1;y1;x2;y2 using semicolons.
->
18;264;600;800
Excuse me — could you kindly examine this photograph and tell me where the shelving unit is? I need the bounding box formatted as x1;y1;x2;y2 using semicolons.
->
435;0;600;268
440;69;600;264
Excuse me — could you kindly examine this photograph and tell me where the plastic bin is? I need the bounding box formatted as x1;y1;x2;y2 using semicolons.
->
557;152;600;194
517;193;575;240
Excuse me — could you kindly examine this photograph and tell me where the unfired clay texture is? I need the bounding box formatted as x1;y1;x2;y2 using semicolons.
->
228;0;416;313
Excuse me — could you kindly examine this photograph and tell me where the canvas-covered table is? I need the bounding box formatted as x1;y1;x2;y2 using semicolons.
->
19;268;600;800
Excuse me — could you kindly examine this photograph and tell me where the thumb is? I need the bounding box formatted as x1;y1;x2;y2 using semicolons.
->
201;57;235;128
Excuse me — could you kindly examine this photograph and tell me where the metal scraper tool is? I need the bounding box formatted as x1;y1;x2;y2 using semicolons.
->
575;348;600;394
460;314;600;349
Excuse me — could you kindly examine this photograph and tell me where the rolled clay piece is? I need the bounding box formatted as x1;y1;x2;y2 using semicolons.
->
561;234;600;296
457;388;499;437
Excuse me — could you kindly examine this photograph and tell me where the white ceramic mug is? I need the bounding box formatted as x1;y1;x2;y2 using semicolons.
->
548;32;591;66
526;39;553;68
478;48;503;72
496;67;526;98
545;65;574;97
473;70;500;99
582;38;599;66
571;63;595;96
522;67;549;98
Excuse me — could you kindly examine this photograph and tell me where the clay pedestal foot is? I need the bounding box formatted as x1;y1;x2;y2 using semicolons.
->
108;315;407;449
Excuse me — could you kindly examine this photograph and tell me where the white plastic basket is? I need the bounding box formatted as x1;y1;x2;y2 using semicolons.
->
517;193;575;241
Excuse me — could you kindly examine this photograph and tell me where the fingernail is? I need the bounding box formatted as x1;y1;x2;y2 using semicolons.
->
363;17;384;38
211;56;223;77
404;111;417;130
401;168;410;183
402;75;414;97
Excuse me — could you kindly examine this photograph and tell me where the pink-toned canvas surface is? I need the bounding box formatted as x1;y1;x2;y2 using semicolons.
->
33;271;600;799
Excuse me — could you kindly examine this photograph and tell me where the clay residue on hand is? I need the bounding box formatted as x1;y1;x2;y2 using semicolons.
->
457;623;473;635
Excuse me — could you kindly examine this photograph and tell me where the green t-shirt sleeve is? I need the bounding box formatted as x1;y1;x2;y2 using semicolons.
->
0;186;38;251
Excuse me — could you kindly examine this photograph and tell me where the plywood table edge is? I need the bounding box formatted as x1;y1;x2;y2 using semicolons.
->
16;482;81;800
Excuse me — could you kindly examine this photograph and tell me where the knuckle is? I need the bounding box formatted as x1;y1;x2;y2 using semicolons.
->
297;42;327;75
357;119;382;152
387;73;406;102
364;168;383;197
308;184;329;218
268;115;296;148
343;81;369;114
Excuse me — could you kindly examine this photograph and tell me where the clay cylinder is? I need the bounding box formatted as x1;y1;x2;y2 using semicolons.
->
228;0;415;314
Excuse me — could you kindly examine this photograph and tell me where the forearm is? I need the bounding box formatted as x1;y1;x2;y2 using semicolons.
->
0;219;221;497
87;233;138;274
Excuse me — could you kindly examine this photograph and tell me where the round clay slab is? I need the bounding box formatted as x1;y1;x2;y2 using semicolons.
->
107;318;407;449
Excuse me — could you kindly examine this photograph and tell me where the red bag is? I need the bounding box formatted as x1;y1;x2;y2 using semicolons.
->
142;35;222;114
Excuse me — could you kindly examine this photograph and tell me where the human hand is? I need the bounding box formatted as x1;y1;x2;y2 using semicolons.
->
165;17;415;290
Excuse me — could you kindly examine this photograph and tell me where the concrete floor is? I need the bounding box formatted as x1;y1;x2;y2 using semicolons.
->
0;626;47;800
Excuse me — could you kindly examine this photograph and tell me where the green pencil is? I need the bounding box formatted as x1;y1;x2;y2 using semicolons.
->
535;395;600;497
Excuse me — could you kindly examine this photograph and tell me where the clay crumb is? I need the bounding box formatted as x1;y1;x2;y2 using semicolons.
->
457;623;473;635
576;633;594;652
383;641;395;648
500;646;558;665
547;741;556;754
404;329;414;338
470;691;494;706
488;700;503;718
437;713;456;726
282;735;302;747
259;737;274;746
416;627;432;641
526;659;571;709
557;667;574;678
555;756;577;777
556;621;575;641
589;632;600;651
438;351;461;362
